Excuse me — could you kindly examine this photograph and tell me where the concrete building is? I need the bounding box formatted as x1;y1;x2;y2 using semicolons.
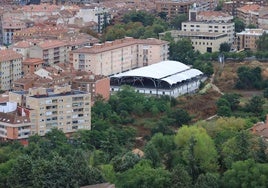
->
237;4;261;27
9;85;91;136
0;49;23;91
159;30;229;53
0;102;31;142
29;40;67;65
236;29;264;51
181;21;235;44
155;0;217;20
71;37;169;76
258;6;268;30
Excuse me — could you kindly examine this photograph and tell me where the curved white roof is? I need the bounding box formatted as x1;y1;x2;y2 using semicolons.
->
111;60;203;85
112;60;190;79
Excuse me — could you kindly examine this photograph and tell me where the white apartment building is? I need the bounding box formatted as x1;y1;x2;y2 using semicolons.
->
9;85;91;136
0;49;23;91
71;37;169;76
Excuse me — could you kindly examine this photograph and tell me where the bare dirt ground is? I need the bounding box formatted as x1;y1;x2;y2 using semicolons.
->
177;60;268;121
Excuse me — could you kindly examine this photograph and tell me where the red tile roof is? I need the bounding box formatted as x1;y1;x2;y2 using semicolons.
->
0;49;23;62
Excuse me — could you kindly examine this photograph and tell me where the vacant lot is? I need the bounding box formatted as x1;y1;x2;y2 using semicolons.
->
177;60;268;121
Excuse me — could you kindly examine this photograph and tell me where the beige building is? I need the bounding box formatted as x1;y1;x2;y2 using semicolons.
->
258;6;268;30
237;4;261;27
0;49;23;91
236;29;264;51
71;37;169;76
9;85;91;136
181;21;235;44
160;30;229;53
29;40;67;65
155;0;217;20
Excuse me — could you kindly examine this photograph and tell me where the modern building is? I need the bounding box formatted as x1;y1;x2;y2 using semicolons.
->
181;21;235;44
0;49;23;91
236;29;264;51
9;85;91;136
70;37;169;76
110;60;206;98
159;30;229;53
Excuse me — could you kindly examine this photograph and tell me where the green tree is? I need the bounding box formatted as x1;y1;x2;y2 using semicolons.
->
167;108;191;127
222;159;268;188
7;155;34;188
234;18;245;32
263;87;268;98
171;164;192;188
169;38;197;64
219;42;231;52
170;14;188;30
174;126;219;174
111;152;141;172
245;95;265;116
116;160;171;188
257;32;268;51
194;173;219;188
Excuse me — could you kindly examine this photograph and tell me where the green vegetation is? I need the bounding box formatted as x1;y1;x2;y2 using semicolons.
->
1;86;268;187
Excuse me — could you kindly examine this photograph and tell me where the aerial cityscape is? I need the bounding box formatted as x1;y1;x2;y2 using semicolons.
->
0;0;268;187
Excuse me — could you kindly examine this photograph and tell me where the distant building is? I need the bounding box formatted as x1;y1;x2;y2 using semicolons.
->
258;6;268;30
237;4;261;27
0;49;23;91
70;37;169;76
9;85;91;136
155;0;217;20
236;29;264;51
160;30;229;53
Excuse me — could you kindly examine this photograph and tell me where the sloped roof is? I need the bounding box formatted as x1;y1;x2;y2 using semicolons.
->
111;60;203;85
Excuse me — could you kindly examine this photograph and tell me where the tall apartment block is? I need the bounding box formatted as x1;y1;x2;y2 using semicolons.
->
70;37;169;76
0;49;23;91
9;85;91;136
236;29;264;51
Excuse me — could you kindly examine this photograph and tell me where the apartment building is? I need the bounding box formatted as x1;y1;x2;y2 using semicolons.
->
12;40;33;60
236;29;264;51
237;4;261;26
258;7;268;30
160;30;229;53
0;102;31;141
155;0;217;20
223;0;268;16
181;20;235;44
71;37;169;76
29;40;67;65
9;85;91;136
0;49;23;91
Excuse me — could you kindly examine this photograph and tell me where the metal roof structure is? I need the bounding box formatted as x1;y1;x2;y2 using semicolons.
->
111;60;203;88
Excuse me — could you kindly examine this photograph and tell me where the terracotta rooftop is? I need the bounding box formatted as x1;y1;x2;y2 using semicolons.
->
0;49;23;62
23;58;44;65
13;41;32;48
238;4;261;13
36;40;66;50
0;111;30;125
198;11;231;18
20;4;60;13
72;37;168;54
